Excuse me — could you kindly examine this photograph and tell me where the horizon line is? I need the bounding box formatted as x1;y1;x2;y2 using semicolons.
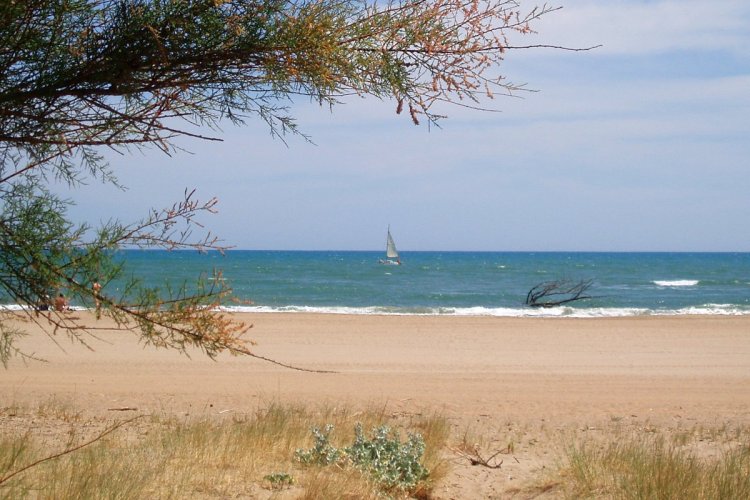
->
119;248;750;254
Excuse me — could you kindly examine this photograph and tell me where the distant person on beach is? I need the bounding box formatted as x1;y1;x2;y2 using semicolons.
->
54;293;68;312
35;294;51;316
92;281;102;318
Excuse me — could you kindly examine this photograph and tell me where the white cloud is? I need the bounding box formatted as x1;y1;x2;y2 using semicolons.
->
60;0;750;251
524;0;750;56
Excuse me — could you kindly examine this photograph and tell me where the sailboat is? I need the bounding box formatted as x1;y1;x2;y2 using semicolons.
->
379;226;401;265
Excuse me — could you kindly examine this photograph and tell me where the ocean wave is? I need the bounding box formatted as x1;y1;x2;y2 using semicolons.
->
219;304;750;318
0;304;88;312
3;303;747;318
653;280;700;287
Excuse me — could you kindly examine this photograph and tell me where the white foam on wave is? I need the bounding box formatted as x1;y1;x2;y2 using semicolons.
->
673;304;750;316
653;280;699;287
220;304;750;317
0;304;87;312
0;304;25;311
223;305;411;315
4;303;746;318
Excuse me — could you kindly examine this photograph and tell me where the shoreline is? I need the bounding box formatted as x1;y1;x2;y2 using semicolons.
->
4;304;750;318
220;305;750;317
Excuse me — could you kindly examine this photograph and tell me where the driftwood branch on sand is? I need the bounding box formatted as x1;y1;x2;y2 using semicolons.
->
525;279;594;308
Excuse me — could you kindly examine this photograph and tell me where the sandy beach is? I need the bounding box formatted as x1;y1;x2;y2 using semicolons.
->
4;312;749;423
2;312;749;496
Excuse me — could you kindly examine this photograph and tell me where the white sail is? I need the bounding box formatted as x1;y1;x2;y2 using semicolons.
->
385;229;399;259
379;226;401;265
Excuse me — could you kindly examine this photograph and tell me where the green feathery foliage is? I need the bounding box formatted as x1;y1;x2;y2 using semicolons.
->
0;0;562;364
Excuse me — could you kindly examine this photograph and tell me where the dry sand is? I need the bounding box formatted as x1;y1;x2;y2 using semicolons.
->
2;312;749;497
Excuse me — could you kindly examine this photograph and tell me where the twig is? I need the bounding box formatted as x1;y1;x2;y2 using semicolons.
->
232;345;337;373
0;415;145;486
450;446;505;469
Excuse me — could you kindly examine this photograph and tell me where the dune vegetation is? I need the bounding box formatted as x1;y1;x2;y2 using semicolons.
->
1;400;749;499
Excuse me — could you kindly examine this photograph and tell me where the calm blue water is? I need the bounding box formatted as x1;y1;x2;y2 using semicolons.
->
105;251;750;317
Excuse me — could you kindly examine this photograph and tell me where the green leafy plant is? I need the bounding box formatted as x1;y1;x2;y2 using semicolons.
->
262;472;295;490
346;423;429;490
296;423;429;491
294;424;342;465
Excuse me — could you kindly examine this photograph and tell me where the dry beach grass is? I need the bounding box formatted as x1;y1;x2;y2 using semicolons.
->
1;312;749;497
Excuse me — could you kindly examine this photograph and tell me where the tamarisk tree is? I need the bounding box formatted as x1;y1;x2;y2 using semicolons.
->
0;0;575;365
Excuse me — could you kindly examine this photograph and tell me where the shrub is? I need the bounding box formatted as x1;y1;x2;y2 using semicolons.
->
294;424;342;465
346;423;429;490
296;423;429;491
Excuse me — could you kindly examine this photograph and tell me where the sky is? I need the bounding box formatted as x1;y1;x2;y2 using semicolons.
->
65;0;750;252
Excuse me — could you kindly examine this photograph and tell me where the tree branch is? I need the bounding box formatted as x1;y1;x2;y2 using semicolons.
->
0;415;146;486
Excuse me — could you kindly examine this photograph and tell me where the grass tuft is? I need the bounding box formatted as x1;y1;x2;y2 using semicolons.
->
0;402;449;498
561;436;750;499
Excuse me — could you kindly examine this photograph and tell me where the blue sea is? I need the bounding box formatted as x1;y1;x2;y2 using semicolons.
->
105;251;750;317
